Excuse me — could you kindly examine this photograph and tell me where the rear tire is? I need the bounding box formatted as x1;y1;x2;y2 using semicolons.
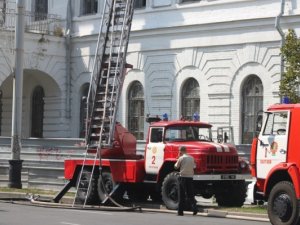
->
268;181;300;225
75;168;99;205
161;172;179;210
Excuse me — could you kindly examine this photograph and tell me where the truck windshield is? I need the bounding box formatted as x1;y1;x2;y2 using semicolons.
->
164;126;212;142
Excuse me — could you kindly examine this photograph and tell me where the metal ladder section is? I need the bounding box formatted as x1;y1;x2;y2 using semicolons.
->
73;0;135;207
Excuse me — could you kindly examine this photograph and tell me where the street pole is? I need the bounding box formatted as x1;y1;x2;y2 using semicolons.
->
275;0;285;103
9;0;25;189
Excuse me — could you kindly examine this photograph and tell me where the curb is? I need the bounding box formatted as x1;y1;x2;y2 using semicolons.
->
0;192;269;222
206;209;269;222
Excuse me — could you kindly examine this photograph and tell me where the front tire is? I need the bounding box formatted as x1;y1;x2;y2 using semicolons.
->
161;172;179;210
268;181;300;225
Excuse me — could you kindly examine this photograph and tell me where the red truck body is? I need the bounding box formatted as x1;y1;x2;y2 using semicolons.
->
251;104;300;225
61;118;249;209
64;122;144;182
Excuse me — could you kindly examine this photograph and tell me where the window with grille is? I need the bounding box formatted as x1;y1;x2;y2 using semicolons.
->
241;75;263;144
81;0;98;15
134;0;146;9
31;86;44;138
128;81;144;140
79;83;89;138
35;0;48;21
181;78;200;120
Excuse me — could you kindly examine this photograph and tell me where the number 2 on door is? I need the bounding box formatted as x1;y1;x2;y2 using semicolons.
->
152;155;156;164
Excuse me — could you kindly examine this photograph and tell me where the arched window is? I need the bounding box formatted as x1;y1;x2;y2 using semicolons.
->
79;83;89;138
128;81;144;140
241;75;263;144
181;78;200;120
31;86;45;138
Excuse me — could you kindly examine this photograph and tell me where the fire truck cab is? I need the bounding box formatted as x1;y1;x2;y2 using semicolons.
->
251;104;300;225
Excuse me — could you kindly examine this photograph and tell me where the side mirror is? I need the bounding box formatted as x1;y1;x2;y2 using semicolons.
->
223;132;228;143
217;134;223;143
217;133;228;143
255;115;263;137
216;127;234;144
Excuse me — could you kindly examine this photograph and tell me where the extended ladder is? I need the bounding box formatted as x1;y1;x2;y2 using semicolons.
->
73;0;135;207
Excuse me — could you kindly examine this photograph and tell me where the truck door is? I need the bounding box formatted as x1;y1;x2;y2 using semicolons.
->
145;127;165;175
256;110;289;179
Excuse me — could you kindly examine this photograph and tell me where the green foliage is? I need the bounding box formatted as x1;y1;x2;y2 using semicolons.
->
280;29;300;103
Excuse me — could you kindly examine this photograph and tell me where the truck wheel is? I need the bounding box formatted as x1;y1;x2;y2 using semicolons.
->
75;168;99;205
97;171;124;204
216;180;246;207
268;181;300;225
161;172;179;210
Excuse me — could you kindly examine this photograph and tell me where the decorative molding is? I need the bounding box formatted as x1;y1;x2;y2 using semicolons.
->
208;93;232;99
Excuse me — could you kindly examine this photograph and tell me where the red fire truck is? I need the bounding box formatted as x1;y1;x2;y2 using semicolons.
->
55;115;250;209
251;103;300;225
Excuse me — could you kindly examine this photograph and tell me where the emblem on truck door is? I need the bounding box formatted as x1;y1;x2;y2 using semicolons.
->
270;142;278;156
152;147;157;154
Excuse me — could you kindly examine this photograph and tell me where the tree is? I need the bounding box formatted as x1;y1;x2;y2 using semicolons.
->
280;29;300;103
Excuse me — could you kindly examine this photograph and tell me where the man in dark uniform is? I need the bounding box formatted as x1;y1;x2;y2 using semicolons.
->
174;145;198;216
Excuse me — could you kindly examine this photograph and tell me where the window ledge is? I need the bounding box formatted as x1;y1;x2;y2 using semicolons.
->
73;13;100;21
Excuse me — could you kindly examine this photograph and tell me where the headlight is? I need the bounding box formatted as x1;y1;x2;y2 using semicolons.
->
239;161;247;169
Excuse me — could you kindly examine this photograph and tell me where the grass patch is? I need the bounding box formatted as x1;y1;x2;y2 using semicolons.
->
0;187;75;197
218;205;267;214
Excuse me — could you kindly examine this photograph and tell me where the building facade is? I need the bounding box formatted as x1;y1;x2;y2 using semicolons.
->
0;0;299;145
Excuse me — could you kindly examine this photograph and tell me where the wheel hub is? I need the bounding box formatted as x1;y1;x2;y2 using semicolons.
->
105;180;113;192
168;184;178;201
273;193;292;220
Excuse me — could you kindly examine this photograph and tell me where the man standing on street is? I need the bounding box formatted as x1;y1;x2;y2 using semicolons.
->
174;145;198;216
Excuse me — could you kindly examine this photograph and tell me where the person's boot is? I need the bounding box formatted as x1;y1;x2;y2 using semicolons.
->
177;211;184;216
193;209;198;216
193;205;198;215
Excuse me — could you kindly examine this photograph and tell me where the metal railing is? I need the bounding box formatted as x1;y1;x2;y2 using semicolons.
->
0;138;147;190
0;136;251;190
0;8;63;36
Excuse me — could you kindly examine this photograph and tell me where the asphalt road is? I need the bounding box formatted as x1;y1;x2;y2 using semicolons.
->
0;202;270;225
